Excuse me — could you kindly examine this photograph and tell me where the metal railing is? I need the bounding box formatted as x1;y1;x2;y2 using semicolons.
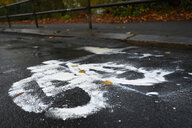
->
0;0;158;29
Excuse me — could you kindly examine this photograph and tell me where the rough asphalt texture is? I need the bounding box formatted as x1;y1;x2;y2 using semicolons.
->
0;29;192;128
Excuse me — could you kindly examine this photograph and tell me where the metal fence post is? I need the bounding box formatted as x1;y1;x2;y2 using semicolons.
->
87;0;92;29
4;5;11;28
31;0;39;28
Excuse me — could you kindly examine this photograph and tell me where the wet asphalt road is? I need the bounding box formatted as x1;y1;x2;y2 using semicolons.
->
0;32;192;128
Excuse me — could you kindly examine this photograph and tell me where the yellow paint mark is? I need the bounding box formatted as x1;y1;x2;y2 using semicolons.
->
72;65;78;67
79;70;86;73
165;51;171;55
102;80;113;85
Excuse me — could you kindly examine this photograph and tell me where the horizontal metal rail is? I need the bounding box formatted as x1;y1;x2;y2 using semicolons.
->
0;7;88;19
0;0;158;29
91;0;157;8
0;12;33;19
0;0;157;19
37;7;87;15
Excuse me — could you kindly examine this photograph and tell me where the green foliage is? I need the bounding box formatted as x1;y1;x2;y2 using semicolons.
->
108;0;192;17
167;0;192;8
61;14;71;19
110;4;150;17
179;0;192;9
0;0;192;21
0;0;19;5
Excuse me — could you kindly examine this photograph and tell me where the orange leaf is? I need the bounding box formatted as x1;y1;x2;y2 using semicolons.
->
49;36;54;39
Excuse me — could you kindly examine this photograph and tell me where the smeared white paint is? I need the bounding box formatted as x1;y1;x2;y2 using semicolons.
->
154;100;159;103
139;53;163;59
9;56;173;120
9;60;108;120
116;84;146;95
103;67;172;86
79;46;136;54
46;88;105;120
3;69;16;74
189;73;192;76
33;46;39;49
146;92;159;96
79;47;164;59
129;53;163;59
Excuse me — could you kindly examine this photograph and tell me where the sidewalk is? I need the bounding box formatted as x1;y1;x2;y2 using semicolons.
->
0;21;192;49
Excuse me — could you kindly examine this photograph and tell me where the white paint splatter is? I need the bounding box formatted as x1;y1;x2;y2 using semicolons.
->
9;57;173;120
129;53;163;59
33;46;39;49
46;88;105;120
118;120;122;123
79;46;136;54
139;53;164;59
79;47;164;59
9;60;108;120
3;69;16;74
146;92;159;96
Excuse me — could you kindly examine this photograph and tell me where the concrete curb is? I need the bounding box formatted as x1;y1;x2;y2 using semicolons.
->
126;35;192;50
0;28;192;50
